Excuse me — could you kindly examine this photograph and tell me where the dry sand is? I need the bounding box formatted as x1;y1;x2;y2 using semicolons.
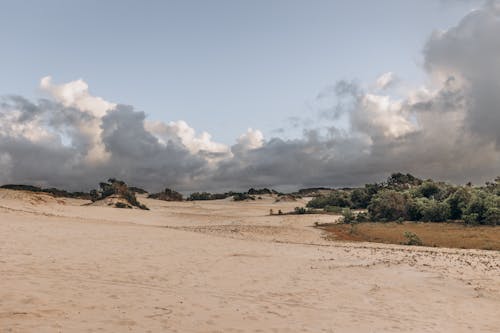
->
0;189;499;332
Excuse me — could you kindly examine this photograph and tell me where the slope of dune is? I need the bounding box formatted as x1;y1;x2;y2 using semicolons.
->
0;189;499;332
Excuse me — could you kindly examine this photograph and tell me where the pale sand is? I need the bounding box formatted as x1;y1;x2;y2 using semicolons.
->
0;189;499;332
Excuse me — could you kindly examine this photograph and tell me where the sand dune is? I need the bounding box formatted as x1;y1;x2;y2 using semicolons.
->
0;189;499;332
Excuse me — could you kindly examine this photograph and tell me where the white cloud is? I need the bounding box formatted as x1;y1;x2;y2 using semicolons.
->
375;72;397;90
40;76;115;117
40;76;114;164
237;128;264;150
145;120;231;159
357;94;416;139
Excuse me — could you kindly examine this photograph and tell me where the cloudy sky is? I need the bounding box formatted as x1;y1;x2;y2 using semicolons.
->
0;0;499;192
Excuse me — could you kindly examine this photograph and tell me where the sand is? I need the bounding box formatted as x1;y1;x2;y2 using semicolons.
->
0;189;499;332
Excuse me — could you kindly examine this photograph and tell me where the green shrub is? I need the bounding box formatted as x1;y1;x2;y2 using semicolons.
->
350;188;371;208
355;212;370;222
148;188;183;201
485;207;500;225
307;191;352;209
446;187;471;220
90;178;149;210
294;207;307;214
403;231;422;246
464;191;500;225
188;192;213;200
420;199;450;222
387;172;422;189
407;198;424;221
233;193;255;201
368;190;409;221
485;177;500;195
463;213;480;225
323;205;343;213
342;208;355;224
416;181;441;199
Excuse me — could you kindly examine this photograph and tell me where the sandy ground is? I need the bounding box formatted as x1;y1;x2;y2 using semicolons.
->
0;189;499;332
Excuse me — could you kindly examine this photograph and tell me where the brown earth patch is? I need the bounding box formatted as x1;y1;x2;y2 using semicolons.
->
321;222;500;251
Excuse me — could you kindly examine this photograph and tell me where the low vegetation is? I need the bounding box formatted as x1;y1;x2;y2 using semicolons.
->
0;184;91;200
232;193;255;201
148;188;183;201
247;188;279;195
188;188;279;201
307;173;499;225
90;178;149;210
2;172;498;226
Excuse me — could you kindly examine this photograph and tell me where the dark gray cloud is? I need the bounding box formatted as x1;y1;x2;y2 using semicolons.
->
425;0;500;147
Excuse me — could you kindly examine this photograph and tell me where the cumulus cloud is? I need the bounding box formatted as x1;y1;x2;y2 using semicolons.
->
375;72;398;90
232;128;264;154
145;120;231;161
0;1;499;191
40;76;115;117
40;76;114;164
424;1;500;147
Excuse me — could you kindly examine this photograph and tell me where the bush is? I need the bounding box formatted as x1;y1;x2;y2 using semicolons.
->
407;198;424;221
294;207;307;214
248;188;276;195
446;187;471;220
387;172;422;189
463;213;480;225
90;178;149;210
148;188;183;201
341;208;355;224
350;188;371;208
416;181;442;199
188;192;213;200
323;205;343;214
420;199;450;222
368;190;409;221
115;202;132;209
485;177;500;195
403;231;422;246
233;193;255;201
307;191;352;209
485;207;500;225
464;191;500;225
355;212;370;222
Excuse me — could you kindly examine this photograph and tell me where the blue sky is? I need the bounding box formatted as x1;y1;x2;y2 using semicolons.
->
0;0;481;143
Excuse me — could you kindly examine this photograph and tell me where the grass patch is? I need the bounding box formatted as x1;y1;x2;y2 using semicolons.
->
320;222;500;251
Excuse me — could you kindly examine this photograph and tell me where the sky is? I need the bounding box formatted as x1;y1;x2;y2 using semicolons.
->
0;0;482;142
0;0;499;192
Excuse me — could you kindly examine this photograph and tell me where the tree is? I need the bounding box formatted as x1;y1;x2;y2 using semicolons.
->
368;190;409;221
406;198;424;221
148;188;183;201
446;187;471;220
419;199;450;222
387;172;422;188
350;188;371;208
416;181;441;199
463;191;500;225
306;190;352;209
90;178;149;210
